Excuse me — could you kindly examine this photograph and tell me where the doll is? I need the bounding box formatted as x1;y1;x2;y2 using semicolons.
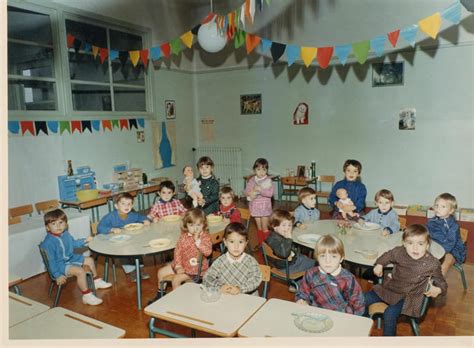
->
336;188;358;220
183;165;203;208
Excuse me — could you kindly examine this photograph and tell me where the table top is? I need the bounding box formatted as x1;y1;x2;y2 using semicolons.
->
9;293;50;328
89;218;228;258
238;298;373;337
292;220;445;266
9;307;126;339
144;282;266;337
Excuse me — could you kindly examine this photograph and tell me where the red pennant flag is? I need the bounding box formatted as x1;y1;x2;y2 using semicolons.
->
20;121;35;135
102;120;112;132
140;49;149;68
67;33;75;48
246;34;261;54
119;119;129;130
160;43;171;58
201;12;216;24
316;46;334;69
387;29;400;48
71;120;82;134
99;48;108;64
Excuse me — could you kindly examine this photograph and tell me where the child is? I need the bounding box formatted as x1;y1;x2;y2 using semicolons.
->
245;158;274;245
359;189;400;236
218;186;241;223
183;165;203;208
147;180;187;222
294;187;320;229
426;193;466;276
328;159;367;218
194;156;220;215
203;222;262;295
157;208;212;290
265;209;316;291
40;209;111;306
296;235;366;316
97;192;151;280
365;224;447;336
335;188;358;220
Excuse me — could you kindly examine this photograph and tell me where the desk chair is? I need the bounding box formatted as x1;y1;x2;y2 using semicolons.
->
9;204;33;218
8;216;22;225
399;216;407;231
237;207;256;254
454;228;468;290
209;230;225;266
35;199;59;214
259;264;271;299
91;222;117;283
314;175;335;209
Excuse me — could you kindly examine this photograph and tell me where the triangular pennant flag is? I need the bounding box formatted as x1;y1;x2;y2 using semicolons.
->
59;121;71;134
191;24;201;35
352;40;370;64
20;121;35;136
73;38;82;53
234;29;246;48
286;45;299;66
71;120;82;134
102;120;112;131
129;50;140;67
8;121;20;134
245;0;251;20
67;33;75;48
140;49;149;68
170;38;183;55
92;46;100;59
400;25;418;47
99;48;108;64
334;44;351;65
119;51;129;66
418;12;442;39
245;33;261;54
300;47;317;67
442;1;461;24
249;0;256;23
34;121;48;135
201;13;216;25
271;42;286;63
47;121;58;134
111;119;119;129
370;35;386;57
110;50;119;61
316;46;334;69
261;38;272;52
81;120;92;133
91;120;101;132
129;119;138;130
160;43;171;58
180;31;194;48
83;42;92;52
119;119;129;130
137;118;145;128
387;29;400;48
150;47;161;61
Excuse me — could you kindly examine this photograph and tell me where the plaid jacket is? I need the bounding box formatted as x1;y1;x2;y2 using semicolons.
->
171;231;212;276
149;199;187;219
219;204;242;223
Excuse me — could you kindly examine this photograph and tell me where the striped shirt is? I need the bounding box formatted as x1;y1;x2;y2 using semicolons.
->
171;231;212;276
149;199;187;219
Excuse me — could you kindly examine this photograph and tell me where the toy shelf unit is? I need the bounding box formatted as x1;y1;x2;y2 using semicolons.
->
112;168;143;190
58;167;97;201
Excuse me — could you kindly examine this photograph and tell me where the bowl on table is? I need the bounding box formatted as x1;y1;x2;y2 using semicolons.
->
148;238;171;249
200;286;221;303
124;223;143;231
76;189;99;202
162;215;181;223
206;215;223;225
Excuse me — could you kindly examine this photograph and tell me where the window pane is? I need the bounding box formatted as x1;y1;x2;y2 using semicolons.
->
69;51;109;82
110;29;145;86
8;42;54;77
110;30;142;50
65;19;107;48
8;6;52;45
71;84;112;111
8;79;56;110
113;87;146;111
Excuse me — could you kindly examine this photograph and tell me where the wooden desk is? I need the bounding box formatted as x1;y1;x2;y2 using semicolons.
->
60;196;109;222
280;176;317;201
9;307;126;339
139;183;161;212
9;293;50;328
238;298;373;337
145;282;266;338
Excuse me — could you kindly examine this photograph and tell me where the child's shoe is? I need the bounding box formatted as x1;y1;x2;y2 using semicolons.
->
82;292;103;305
288;285;297;293
94;278;112;289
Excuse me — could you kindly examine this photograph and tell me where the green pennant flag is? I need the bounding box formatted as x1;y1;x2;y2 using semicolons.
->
234;29;246;49
352;40;370;64
235;7;241;28
170;38;183;55
59;121;71;134
112;119;119;128
265;0;271;4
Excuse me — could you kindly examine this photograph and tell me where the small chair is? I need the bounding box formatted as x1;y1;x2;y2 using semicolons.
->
91;222;117;283
35;199;59;214
399;216;407;231
259;264;271;299
261;242;305;292
8;216;22;225
38;246;95;307
280;176;306;202
454;228;468;290
314;175;335;209
9;204;33;218
237;207;252;231
209;230;225;265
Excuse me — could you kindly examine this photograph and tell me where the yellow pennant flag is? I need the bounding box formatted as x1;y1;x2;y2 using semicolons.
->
300;47;317;67
92;46;99;59
418;12;442;39
180;31;194;48
129;50;140;67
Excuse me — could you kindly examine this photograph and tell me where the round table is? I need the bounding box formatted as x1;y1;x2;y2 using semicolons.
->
292;220;445;267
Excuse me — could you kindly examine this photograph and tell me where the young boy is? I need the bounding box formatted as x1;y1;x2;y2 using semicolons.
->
147;180;187;222
97;192;151;281
218;186;241;223
328;159;367;217
265;209;316;292
195;156;220;215
40;209;111;306
359;189;400;236
294;187;320;229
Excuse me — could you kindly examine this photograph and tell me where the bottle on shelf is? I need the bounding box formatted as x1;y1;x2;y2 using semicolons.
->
67;160;74;176
310;161;316;179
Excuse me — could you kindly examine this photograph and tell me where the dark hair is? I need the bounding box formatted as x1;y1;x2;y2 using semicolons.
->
298;187;316;203
375;189;394;202
403;224;431;246
219;185;235;198
44;209;68;226
114;192;134;204
343;159;362;174
224;222;248;240
197;156;214;168
270;209;295;228
159;180;176;192
253;158;269;170
181;208;208;233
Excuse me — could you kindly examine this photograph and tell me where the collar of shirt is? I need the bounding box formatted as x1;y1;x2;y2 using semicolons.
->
301;204;315;211
226;252;245;263
220;203;235;212
255;175;268;183
319;264;342;277
377;208;392;215
159;198;173;204
200;175;212;180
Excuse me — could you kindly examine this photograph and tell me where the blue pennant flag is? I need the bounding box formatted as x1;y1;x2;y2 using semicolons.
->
47;121;58;133
8;121;20;134
92;120;101;132
150;47;161;61
334;44;351;65
442;1;461;24
110;50;119;61
137;118;145;128
260;38;272;52
370;35;386;57
82;42;92;52
400;25;418;47
286;45;300;66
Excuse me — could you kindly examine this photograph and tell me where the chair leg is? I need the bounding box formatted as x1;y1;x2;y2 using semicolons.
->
48;281;54;297
112;259;117;283
376;316;383;330
86;273;97;296
53;284;62;307
454;264;468;290
410;318;420;336
159;281;167;298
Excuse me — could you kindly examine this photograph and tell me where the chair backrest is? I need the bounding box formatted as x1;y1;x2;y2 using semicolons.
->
261;242;284;261
258;264;271;298
210;230;225;246
399;216;407;231
91;222;98;236
35;199;59;214
9;216;22;225
460;227;468;244
9;204;33;218
316;175;335;192
38;246;55;281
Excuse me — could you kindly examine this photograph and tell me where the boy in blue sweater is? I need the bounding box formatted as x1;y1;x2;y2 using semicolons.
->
40;209;111;305
359;189;400;236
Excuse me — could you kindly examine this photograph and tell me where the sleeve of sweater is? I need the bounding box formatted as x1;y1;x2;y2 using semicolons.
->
268;233;293;259
374;247;398;267
295;269;312;303
294;206;304;226
345;275;366;316
352;182;367;212
431;258;448;295
69;231;86;248
202;257;222;288
230;208;241;223
176;200;188;215
385;211;400;234
129;211;147;223
97;212;114;234
361;209;376;222
42;239;64;279
239;256;262;294
172;237;184;269
244;177;256;197
196;232;213;257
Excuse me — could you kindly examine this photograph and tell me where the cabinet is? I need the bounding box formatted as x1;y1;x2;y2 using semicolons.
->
58;172;96;201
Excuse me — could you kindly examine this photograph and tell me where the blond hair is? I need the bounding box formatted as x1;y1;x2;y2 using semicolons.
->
298;187;316;203
435;192;458;212
315;235;345;258
181;208;208;233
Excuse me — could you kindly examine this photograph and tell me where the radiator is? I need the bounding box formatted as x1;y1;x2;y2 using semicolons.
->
193;147;243;197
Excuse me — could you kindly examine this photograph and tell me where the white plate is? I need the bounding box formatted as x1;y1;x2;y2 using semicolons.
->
162;215;181;222
353;222;380;230
109;234;132;243
297;234;322;245
148;238;171;249
292;312;334;333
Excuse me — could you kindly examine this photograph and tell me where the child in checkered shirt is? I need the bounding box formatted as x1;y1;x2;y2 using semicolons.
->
203;222;262;295
157;208;212;290
147;180;187;222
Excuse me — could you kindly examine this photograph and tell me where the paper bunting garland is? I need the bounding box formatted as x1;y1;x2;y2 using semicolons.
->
400;25;418;47
387;30;400;48
334;44;352;65
286;45;299;66
352;40;370;64
35;121;48;135
271;42;286;63
301;47;317;67
370;35;387;57
316;47;333;69
442;1;462;24
129;51;140;67
418;12;442;39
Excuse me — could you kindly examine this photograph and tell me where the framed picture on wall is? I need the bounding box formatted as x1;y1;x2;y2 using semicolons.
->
240;94;262;115
165;100;176;119
296;165;306;178
372;62;404;87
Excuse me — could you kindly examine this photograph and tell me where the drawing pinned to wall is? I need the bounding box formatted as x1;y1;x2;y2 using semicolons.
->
240;94;262;115
399;108;416;130
165;100;176;119
372;62;404;87
200;117;215;142
152;121;177;169
293;102;309;125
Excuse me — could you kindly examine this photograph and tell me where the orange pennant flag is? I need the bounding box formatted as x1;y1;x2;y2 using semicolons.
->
92;46;99;59
418;12;442;39
245;34;261;54
301;47;318;67
180;31;194;48
99;48;108;64
140;49;149;68
316;46;334;69
102;120;112;132
387;29;400;47
129;50;140;67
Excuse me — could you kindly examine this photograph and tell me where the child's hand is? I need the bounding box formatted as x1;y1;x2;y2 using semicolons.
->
382;229;390;237
86;236;93;243
357;219;365;226
175;265;185;274
143;220;150;226
254;186;261;192
221;285;240;295
56;275;67;285
111;228;122;234
424;285;442;298
299;223;307;230
296;299;309;305
198;197;205;206
373;264;384;277
153;217;159;223
192;231;201;241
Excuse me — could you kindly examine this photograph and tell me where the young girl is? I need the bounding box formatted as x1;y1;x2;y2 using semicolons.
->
245;158;274;245
296;235;366;316
426;193;466;276
203;222;262;295
218;186;241;223
365;224;447;336
157;208;212;290
194;156;220;215
147;180;187;222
